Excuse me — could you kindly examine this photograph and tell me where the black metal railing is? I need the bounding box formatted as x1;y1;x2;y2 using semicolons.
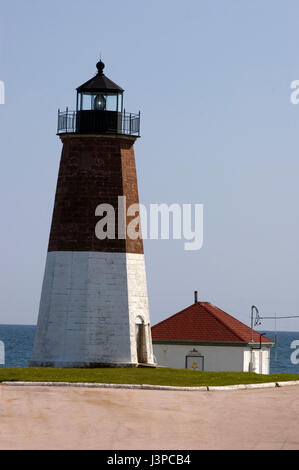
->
57;108;76;134
57;108;140;136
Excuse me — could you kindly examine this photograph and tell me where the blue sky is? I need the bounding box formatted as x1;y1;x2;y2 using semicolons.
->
1;0;299;330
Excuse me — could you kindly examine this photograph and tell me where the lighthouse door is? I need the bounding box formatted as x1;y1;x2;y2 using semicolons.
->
136;316;147;364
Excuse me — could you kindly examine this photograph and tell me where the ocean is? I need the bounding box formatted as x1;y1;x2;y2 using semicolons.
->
0;326;299;374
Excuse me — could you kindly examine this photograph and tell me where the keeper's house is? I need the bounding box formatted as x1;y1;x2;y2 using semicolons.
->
151;299;273;374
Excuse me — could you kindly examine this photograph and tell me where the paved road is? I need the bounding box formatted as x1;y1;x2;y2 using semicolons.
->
0;384;299;449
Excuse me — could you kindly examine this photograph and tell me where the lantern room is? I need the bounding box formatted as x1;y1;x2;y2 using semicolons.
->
76;60;124;113
57;60;140;136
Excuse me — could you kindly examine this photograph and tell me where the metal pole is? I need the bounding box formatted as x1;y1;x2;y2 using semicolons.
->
274;312;278;362
250;305;259;372
251;305;259;343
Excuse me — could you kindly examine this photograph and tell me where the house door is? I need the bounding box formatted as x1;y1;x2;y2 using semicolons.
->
252;350;263;373
258;351;264;374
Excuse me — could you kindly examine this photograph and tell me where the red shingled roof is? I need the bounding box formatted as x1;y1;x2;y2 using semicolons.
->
151;302;272;344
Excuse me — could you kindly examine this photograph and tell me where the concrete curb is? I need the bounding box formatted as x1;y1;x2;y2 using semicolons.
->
276;380;299;387
1;381;208;391
2;380;299;391
244;382;277;389
208;384;247;391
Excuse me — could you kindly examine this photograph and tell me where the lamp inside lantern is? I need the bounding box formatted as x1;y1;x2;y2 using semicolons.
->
93;94;106;111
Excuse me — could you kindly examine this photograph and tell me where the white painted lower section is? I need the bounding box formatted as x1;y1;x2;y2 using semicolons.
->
31;251;154;367
153;343;271;374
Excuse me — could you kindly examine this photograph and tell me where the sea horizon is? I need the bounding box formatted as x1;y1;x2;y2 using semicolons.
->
0;325;299;373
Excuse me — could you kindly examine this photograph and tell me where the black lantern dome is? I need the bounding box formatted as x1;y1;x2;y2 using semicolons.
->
76;60;124;112
57;60;140;136
77;60;124;93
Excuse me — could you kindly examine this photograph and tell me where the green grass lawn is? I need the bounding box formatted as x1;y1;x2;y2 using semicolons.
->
0;367;299;387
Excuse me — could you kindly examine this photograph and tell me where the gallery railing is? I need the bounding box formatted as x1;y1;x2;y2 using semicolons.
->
57;108;140;136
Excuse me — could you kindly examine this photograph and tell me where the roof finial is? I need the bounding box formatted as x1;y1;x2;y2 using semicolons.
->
96;59;105;75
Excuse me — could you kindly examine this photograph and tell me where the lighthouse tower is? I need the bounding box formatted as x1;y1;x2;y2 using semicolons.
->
31;60;154;367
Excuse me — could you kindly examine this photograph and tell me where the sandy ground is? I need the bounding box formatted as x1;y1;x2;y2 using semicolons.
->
0;384;299;450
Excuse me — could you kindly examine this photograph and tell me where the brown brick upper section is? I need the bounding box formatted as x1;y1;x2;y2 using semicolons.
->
48;134;144;254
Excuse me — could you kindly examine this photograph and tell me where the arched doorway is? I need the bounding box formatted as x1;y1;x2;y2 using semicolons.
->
135;316;148;364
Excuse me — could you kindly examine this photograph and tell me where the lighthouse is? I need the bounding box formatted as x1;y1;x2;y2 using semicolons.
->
31;60;154;367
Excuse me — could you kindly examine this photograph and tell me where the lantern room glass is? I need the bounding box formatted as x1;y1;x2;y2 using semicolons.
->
76;92;123;112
